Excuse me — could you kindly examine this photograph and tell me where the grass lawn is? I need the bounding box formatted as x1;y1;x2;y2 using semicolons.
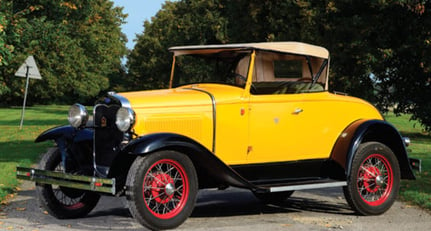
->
0;105;69;202
0;106;430;211
384;113;431;210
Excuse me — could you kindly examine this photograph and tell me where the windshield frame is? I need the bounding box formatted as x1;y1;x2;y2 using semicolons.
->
169;44;330;91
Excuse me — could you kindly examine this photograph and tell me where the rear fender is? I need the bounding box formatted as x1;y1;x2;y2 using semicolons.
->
111;133;255;189
331;120;415;180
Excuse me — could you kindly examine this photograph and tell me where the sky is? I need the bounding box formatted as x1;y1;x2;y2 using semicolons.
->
112;0;166;49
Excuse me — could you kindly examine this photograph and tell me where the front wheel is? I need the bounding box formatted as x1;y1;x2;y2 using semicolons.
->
343;142;400;215
126;150;198;230
36;147;100;218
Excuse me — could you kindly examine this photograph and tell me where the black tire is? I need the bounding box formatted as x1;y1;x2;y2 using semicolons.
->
343;142;400;215
126;150;198;230
253;191;294;204
36;147;100;219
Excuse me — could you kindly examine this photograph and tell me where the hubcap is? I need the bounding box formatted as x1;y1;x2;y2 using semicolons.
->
375;175;385;187
165;183;175;196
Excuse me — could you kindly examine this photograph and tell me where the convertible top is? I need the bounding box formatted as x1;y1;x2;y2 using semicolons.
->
169;41;329;59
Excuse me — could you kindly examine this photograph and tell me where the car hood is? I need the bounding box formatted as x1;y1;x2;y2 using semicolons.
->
118;84;244;109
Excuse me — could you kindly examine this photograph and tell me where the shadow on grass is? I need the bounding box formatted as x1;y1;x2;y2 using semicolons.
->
398;131;431;148
0;140;49;163
0;119;67;126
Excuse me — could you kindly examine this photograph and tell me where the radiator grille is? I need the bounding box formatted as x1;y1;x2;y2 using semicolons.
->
94;104;124;172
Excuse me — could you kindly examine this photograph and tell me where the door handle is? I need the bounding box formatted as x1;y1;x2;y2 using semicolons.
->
293;108;303;115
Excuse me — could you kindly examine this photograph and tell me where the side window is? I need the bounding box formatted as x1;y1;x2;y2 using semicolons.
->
274;60;303;79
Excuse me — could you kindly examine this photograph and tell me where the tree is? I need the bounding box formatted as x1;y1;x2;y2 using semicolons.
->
127;0;229;90
128;0;431;131
0;0;128;105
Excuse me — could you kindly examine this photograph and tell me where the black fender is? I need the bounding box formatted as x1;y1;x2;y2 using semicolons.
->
34;125;94;174
112;133;255;189
35;125;93;143
331;119;415;180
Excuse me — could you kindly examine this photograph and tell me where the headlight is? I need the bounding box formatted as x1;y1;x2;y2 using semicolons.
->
68;103;88;128
115;107;135;132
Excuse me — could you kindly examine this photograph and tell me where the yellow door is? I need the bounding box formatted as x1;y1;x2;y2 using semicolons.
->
247;93;338;164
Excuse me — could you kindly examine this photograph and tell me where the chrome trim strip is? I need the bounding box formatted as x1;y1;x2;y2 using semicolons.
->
269;181;347;192
185;88;216;153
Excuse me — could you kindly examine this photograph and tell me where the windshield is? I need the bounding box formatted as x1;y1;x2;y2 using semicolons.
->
170;49;329;94
171;50;252;88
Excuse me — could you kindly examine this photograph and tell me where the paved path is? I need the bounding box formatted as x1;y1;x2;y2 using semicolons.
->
1;181;430;230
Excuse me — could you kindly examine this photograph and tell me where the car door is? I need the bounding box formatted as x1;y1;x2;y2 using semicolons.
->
247;93;310;163
247;91;353;164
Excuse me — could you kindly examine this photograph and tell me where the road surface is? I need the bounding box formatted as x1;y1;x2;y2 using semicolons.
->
1;181;430;230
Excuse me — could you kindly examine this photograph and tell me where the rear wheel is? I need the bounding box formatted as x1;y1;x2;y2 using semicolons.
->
126;150;198;230
343;142;400;215
36;147;100;218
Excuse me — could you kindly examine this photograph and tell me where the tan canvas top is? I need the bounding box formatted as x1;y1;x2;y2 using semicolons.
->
169;41;329;59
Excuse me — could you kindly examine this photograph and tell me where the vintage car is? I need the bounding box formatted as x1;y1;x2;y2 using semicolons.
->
17;42;420;230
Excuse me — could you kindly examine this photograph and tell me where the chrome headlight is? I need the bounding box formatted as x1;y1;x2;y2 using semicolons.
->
115;107;135;132
68;103;88;128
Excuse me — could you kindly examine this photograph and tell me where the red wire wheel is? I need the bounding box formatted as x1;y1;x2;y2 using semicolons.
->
36;148;100;219
126;150;198;230
343;142;400;215
142;159;190;219
356;154;393;206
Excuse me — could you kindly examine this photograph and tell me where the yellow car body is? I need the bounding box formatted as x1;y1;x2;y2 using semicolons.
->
18;42;419;230
121;85;382;165
120;42;385;167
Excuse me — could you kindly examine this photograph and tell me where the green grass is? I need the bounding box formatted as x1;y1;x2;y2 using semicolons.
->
0;105;69;202
384;113;431;210
0;106;430;212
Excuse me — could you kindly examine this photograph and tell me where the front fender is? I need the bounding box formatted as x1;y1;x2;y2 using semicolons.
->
331;119;415;180
35;125;93;143
118;133;255;189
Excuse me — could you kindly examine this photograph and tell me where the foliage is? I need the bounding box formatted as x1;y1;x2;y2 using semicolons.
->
0;0;128;105
128;0;431;131
127;0;229;90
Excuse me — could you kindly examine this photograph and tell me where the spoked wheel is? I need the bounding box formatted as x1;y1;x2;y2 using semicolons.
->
343;142;400;215
36;148;100;218
126;150;198;230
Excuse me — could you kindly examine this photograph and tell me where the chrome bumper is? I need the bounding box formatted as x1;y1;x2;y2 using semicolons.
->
16;166;116;195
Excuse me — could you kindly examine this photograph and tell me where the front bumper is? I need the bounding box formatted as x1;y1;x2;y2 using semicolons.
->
16;166;116;195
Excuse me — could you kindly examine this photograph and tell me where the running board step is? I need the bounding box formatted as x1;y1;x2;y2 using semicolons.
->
269;181;347;193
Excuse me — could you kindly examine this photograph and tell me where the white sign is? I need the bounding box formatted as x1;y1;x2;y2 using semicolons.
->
15;55;42;129
15;56;42;79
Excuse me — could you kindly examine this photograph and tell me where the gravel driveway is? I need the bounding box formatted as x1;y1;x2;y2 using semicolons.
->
1;181;430;230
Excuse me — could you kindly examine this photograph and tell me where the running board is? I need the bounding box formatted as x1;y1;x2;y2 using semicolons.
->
269;181;347;193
